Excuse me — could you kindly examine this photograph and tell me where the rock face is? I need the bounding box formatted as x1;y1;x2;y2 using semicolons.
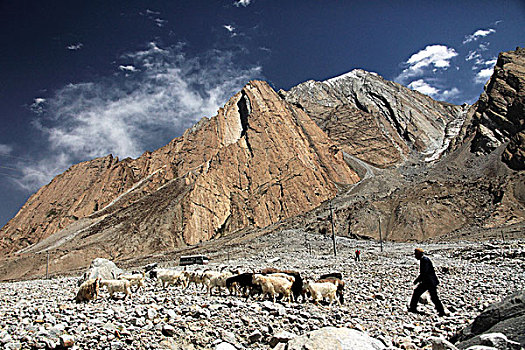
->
0;81;359;278
280;69;465;167
468;47;525;170
453;291;525;349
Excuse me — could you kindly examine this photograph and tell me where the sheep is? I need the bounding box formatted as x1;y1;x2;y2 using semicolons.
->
206;271;233;295
304;280;339;306
100;279;132;299
74;277;100;303
316;277;345;304
261;268;303;301
120;272;145;291
252;274;293;303
156;269;186;288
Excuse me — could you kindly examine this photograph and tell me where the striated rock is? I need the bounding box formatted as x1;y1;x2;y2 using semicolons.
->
280;69;465;167
0;81;359;280
467;47;525;170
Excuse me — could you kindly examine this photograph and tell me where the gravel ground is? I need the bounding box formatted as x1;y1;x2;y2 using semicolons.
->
1;230;524;349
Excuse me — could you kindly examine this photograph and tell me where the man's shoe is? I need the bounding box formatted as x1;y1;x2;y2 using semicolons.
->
408;308;422;314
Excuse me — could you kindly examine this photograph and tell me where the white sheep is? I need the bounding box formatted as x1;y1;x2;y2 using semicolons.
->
252;274;293;303
206;271;233;295
156;269;186;288
100;279;132;299
304;280;339;306
120;272;145;291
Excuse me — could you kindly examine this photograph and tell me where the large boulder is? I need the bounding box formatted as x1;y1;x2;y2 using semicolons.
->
453;291;525;349
286;327;385;350
78;258;123;286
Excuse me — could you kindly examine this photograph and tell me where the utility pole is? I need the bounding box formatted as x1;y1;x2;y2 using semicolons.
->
46;251;50;279
378;216;383;252
330;199;337;257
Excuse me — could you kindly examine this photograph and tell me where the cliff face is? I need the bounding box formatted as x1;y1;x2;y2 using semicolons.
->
280;69;465;167
468;48;525;170
0;81;359;273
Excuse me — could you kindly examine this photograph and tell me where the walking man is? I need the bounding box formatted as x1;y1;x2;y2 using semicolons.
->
409;248;446;316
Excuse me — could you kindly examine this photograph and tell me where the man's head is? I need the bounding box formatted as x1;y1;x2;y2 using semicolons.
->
414;248;424;260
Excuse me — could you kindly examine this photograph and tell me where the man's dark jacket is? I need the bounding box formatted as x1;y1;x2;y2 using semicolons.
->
414;256;439;287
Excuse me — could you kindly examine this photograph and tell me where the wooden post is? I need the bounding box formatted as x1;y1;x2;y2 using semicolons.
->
330;199;337;257
46;251;50;279
378;217;383;252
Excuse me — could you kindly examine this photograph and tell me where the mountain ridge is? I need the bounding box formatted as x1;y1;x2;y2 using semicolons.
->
1;48;523;281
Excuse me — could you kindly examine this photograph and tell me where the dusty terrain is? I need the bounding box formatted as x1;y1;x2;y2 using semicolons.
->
0;229;523;349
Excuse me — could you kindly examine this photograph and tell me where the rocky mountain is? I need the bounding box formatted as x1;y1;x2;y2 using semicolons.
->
279;69;467;167
0;81;359;279
0;48;523;281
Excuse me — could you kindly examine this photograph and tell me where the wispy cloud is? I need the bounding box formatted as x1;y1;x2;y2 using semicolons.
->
234;0;252;7
15;43;263;191
474;68;494;84
462;28;496;45
118;65;138;72
396;45;458;83
0;144;12;155
30;98;46;115
408;79;439;96
407;79;461;101
67;43;83;51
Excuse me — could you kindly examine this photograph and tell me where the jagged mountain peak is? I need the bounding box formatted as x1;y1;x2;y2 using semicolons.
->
280;69;465;167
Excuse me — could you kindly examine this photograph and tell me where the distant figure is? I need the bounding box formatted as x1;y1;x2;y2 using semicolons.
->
409;248;446;316
354;249;361;262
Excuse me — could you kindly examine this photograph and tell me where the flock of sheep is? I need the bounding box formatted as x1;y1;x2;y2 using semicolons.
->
74;265;345;307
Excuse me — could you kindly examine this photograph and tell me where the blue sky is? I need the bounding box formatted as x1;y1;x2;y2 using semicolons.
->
0;0;524;228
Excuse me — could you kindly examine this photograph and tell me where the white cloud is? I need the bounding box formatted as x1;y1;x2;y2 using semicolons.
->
18;43;263;191
154;18;167;27
475;68;494;84
396;45;458;83
30;98;46;114
234;0;252;7
67;43;83;51
119;65;138;72
408;79;439;96
0;144;12;155
463;28;496;44
466;50;481;61
407;80;461;101
223;25;235;32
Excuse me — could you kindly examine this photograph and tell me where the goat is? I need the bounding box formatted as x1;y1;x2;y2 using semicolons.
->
252;274;293;303
319;272;343;280
304;280;339;306
261;268;303;301
206;271;233;295
120;272;145;291
156;269;186;288
316;275;345;305
74;277;100;303
100;279;132;299
226;273;262;298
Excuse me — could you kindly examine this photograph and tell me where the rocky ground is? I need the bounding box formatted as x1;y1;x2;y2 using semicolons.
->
1;230;524;349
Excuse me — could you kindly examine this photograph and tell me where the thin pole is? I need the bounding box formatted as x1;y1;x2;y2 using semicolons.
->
378;217;383;252
46;251;50;279
330;199;337;257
